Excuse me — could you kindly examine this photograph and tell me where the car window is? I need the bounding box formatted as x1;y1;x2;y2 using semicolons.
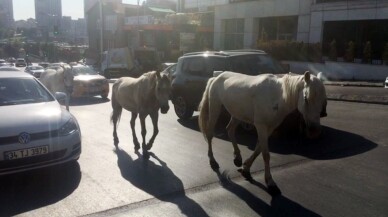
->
182;58;207;77
206;57;229;76
0;78;54;106
230;54;285;75
72;66;98;75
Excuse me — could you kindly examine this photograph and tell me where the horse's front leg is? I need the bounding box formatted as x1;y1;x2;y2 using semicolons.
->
139;113;147;149
146;111;159;150
242;125;281;196
130;112;140;151
226;117;242;167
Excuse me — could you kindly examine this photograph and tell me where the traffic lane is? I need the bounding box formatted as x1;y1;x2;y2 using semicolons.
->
0;95;386;216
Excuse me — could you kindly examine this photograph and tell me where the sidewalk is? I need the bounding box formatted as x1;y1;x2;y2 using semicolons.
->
324;81;388;105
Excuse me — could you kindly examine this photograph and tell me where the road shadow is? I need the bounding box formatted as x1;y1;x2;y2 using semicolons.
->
64;96;110;106
114;148;209;217
178;116;377;161
0;162;81;216
216;171;321;217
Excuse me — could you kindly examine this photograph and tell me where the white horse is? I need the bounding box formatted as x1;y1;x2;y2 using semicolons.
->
111;71;171;151
198;71;327;195
40;63;74;111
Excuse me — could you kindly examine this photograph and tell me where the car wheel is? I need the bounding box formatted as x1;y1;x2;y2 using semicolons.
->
104;70;110;79
174;96;194;119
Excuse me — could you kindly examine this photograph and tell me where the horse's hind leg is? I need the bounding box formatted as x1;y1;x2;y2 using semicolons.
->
146;111;159;150
130;112;140;151
207;101;223;171
226;117;242;167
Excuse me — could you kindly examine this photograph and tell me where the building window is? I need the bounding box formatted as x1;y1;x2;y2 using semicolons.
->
223;19;244;49
258;16;298;41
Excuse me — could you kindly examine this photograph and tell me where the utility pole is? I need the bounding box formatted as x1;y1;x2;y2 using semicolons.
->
99;0;104;55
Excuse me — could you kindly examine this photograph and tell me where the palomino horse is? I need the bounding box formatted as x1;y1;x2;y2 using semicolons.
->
198;71;327;195
40;63;74;111
111;71;171;151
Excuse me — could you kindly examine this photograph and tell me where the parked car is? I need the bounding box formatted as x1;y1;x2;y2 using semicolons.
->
15;58;27;67
171;50;287;119
385;77;388;88
25;65;45;78
71;64;110;99
38;62;50;68
0;70;81;175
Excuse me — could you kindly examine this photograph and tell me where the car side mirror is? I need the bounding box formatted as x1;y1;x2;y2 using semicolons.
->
54;92;67;102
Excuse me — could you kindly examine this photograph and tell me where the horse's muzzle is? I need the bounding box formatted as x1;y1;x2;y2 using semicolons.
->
160;105;169;114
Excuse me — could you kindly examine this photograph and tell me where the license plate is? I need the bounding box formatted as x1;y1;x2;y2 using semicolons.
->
4;146;49;160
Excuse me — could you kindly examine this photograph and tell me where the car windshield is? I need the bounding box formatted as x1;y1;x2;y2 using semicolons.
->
72;66;98;75
0;77;55;106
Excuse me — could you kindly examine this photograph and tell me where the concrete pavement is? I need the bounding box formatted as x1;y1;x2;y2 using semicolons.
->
324;81;388;105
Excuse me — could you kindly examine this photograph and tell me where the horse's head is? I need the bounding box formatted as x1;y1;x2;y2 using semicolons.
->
297;71;327;139
154;71;171;114
62;64;74;89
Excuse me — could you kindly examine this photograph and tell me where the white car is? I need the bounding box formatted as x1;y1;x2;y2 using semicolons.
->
385;77;388;88
0;71;81;175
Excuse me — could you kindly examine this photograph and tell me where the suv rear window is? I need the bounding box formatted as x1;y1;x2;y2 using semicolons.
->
182;57;228;78
230;54;284;75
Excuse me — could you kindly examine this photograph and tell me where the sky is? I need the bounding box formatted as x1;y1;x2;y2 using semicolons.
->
13;0;146;21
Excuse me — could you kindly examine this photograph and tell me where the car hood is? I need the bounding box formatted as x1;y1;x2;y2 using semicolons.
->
0;101;72;136
31;69;45;73
74;75;106;81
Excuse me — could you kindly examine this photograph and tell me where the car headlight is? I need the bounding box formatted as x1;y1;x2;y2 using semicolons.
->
59;118;78;136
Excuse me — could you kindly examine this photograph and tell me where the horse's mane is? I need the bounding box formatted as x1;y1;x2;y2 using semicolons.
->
281;73;304;107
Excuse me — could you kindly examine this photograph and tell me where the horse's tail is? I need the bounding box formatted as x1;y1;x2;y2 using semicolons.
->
110;82;122;125
198;77;216;141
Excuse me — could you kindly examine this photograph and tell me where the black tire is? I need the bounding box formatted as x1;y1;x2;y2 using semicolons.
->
104;70;110;79
173;96;194;119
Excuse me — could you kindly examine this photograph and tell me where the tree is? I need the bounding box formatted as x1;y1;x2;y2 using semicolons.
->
363;41;372;64
345;41;355;62
329;39;337;61
382;42;388;65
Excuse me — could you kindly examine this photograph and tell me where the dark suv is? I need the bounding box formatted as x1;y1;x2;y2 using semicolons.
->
171;50;287;119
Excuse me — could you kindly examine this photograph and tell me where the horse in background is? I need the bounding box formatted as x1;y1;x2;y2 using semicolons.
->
198;71;327;195
110;71;171;152
40;63;74;111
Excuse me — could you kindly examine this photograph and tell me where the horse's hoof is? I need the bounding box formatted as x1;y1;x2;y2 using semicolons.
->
233;156;242;167
238;169;253;181
134;144;140;152
210;160;220;171
142;150;150;160
267;184;282;196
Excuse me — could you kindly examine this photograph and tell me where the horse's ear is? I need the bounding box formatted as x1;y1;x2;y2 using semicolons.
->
304;71;310;83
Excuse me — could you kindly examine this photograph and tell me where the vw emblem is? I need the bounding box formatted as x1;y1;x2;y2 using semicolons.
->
18;132;31;144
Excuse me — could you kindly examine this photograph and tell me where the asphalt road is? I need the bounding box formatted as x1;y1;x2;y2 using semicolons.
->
0;84;387;217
